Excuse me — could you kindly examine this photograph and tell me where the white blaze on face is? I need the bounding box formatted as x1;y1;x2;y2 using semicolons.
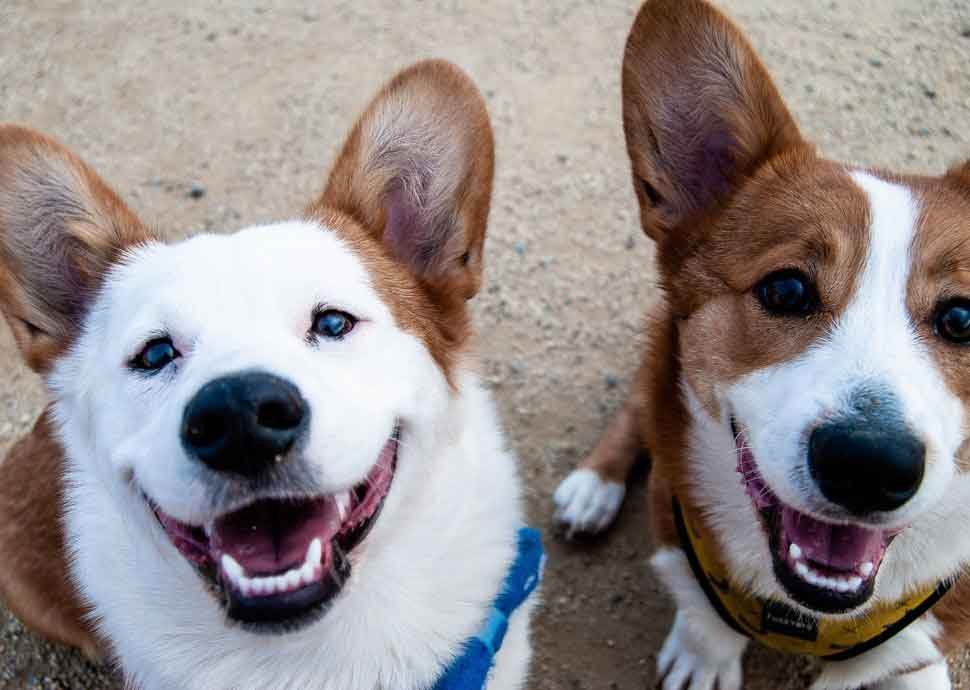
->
49;220;450;526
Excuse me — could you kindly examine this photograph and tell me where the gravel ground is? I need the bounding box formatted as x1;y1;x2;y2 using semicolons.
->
1;1;969;688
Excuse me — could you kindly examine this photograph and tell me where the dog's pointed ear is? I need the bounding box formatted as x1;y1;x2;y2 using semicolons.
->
0;126;150;372
948;160;970;188
309;59;494;301
622;0;804;243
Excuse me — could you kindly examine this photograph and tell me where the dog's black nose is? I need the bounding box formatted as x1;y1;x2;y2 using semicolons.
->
808;421;925;515
182;371;308;477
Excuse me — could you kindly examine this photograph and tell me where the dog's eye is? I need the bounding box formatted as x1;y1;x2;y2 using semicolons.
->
935;299;970;344
131;338;181;371
311;309;357;339
755;270;818;316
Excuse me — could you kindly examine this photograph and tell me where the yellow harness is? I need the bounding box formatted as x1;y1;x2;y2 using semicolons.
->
673;497;950;660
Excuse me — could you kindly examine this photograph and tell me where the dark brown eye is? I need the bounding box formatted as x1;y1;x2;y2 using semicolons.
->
132;338;180;371
936;299;970;344
755;270;818;316
311;309;356;339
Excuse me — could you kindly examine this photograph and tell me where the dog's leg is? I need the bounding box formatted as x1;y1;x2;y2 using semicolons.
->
812;614;947;690
553;374;644;537
651;548;747;690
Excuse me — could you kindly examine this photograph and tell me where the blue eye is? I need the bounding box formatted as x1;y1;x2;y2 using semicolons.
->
132;337;180;371
311;310;356;339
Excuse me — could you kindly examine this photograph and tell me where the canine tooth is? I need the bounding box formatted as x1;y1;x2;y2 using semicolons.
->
221;554;245;584
300;561;316;585
789;543;803;560
335;492;351;521
306;537;323;566
860;562;874;577
848;576;863;590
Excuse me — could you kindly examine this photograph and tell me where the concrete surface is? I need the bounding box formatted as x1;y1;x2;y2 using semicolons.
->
1;1;969;688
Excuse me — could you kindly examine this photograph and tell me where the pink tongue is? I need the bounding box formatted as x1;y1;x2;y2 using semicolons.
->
210;498;341;575
782;506;885;571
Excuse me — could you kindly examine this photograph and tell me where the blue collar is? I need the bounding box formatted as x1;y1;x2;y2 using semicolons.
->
431;528;544;690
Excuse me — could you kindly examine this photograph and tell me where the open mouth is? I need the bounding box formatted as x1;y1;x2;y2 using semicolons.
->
733;420;892;614
149;427;399;632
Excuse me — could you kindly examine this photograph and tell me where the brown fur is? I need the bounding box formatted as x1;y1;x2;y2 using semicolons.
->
573;0;970;668
0;125;152;373
0;60;494;657
0;411;101;658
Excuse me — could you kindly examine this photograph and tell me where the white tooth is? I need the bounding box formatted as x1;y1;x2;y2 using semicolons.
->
836;579;850;593
276;575;288;592
860;562;874;577
335;492;351;521
789;543;803;560
306;537;323;566
795;562;809;578
300;561;316;585
285;569;301;591
221;554;245;584
240;579;253;597
848;576;863;590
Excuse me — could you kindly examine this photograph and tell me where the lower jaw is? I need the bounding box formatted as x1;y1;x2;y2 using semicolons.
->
224;546;351;632
762;506;877;614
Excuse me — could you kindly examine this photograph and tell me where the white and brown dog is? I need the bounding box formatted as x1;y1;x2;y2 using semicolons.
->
555;1;970;689
0;60;540;690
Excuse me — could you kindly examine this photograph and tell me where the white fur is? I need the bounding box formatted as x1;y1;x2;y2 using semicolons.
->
553;468;625;537
47;220;532;690
651;548;747;690
667;172;969;687
813;614;946;689
868;660;951;690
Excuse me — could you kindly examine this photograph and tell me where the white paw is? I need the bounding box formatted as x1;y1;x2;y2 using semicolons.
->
656;612;743;690
553;468;625;537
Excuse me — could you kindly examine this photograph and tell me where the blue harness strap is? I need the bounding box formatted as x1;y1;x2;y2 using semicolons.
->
431;528;544;690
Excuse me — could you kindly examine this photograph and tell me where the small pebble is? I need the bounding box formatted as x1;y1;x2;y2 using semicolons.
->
188;183;206;199
868;57;883;68
625;235;635;250
513;241;526;256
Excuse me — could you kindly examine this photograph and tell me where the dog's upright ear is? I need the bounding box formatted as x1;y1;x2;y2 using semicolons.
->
622;0;804;244
948;160;970;189
0;126;149;372
310;59;494;302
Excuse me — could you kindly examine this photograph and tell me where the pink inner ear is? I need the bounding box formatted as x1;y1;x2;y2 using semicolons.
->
383;184;442;274
658;107;737;220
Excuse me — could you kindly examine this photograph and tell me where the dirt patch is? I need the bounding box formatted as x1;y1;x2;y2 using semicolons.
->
1;1;969;688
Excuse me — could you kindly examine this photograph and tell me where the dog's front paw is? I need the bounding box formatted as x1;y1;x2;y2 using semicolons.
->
656;612;744;690
553;468;625;537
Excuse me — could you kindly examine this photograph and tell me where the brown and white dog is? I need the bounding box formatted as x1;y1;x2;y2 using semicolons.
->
0;60;536;689
555;1;970;688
